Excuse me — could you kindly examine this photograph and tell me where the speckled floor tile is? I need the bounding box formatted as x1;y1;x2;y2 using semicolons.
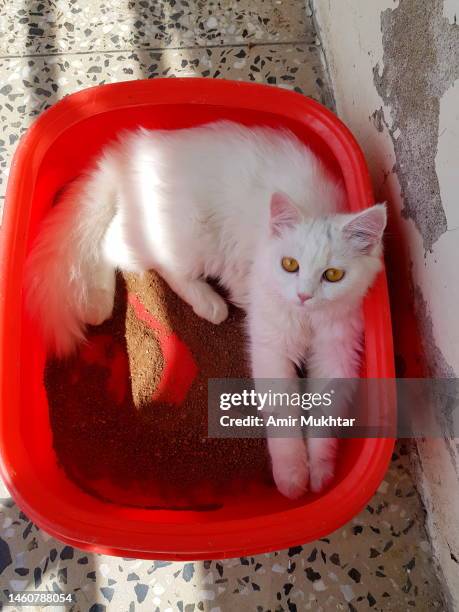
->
0;443;446;611
0;42;329;202
0;0;315;57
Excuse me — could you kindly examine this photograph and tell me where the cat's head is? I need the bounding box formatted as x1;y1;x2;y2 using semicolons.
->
261;192;387;309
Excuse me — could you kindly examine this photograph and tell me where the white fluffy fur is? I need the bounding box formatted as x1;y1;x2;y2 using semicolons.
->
24;121;386;499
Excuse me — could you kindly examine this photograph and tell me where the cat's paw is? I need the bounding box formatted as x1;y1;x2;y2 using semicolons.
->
268;438;309;499
84;288;115;326
272;454;309;499
193;293;229;325
308;438;337;493
309;458;335;493
274;465;309;499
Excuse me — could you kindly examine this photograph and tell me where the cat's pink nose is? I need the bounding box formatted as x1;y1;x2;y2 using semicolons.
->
297;292;312;303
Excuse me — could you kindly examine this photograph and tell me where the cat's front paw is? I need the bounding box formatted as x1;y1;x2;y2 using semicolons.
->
193;293;229;325
272;455;309;500
309;458;335;493
274;465;309;500
268;438;309;499
308;438;337;494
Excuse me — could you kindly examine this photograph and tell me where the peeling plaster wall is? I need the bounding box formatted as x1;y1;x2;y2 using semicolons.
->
312;0;459;607
374;0;459;251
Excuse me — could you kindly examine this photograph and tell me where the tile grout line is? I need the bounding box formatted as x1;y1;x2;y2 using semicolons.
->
0;38;317;61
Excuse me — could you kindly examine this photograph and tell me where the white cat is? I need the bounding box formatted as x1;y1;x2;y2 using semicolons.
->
24;121;386;499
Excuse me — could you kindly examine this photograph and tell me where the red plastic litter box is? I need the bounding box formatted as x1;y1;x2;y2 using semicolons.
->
0;78;395;560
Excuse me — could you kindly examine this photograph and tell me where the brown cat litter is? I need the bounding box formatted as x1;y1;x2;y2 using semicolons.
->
46;272;270;509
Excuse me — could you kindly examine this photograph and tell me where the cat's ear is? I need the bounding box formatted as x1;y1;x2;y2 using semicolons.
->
270;192;301;237
342;203;387;254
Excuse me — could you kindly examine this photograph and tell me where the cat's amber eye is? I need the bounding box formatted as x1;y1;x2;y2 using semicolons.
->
281;257;299;273
323;268;345;282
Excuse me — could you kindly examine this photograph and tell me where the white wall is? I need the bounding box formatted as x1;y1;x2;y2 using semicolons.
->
312;0;459;608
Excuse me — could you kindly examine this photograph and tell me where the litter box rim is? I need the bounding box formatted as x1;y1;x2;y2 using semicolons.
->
0;78;395;559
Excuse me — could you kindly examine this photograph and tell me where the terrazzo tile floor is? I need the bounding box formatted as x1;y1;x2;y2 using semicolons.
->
0;1;447;610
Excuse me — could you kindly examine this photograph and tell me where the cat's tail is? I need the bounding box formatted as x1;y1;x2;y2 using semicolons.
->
24;153;120;357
